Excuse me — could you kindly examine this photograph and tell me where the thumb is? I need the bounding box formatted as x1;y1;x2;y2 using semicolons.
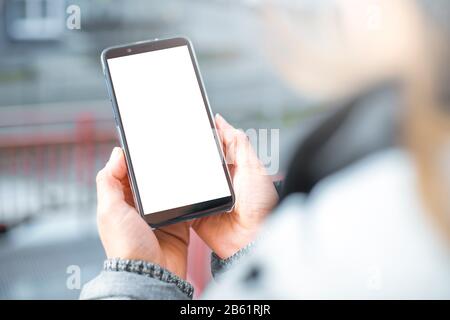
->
105;147;127;181
96;147;128;211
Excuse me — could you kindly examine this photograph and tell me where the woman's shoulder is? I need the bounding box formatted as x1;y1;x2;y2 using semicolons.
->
205;148;450;299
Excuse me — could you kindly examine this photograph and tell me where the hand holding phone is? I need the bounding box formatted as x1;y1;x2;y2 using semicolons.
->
102;37;235;227
96;114;278;277
99;37;278;263
96;147;190;279
192;114;279;259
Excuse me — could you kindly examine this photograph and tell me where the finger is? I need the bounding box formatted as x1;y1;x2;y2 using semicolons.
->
96;147;129;211
234;129;259;165
215;113;236;147
215;114;262;169
215;113;234;131
215;114;240;166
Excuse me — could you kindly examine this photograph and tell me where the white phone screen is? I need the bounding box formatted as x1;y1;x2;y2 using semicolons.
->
107;45;231;215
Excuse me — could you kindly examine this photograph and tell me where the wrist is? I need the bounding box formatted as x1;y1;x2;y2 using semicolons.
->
211;241;255;279
214;226;259;259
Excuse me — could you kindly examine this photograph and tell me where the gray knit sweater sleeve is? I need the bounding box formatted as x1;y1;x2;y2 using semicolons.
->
80;259;193;300
210;242;255;279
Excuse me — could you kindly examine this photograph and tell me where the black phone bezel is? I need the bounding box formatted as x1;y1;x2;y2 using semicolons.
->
101;37;235;228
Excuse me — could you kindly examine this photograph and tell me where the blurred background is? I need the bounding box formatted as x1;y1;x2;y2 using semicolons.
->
0;0;317;299
2;0;448;299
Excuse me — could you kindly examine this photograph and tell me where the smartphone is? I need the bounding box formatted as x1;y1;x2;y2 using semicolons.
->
101;37;235;228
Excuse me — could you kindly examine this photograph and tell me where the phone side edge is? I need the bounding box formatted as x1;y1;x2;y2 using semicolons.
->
100;49;147;220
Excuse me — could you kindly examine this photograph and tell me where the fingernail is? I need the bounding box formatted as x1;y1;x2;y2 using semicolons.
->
216;113;228;124
109;147;121;162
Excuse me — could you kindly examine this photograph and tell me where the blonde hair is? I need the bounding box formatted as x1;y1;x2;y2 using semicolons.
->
404;0;450;240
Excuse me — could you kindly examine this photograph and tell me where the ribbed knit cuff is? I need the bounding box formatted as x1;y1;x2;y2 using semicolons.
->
104;258;194;298
210;242;255;279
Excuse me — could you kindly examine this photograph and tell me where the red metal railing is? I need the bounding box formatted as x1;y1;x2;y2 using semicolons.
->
0;112;211;295
0;114;115;227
